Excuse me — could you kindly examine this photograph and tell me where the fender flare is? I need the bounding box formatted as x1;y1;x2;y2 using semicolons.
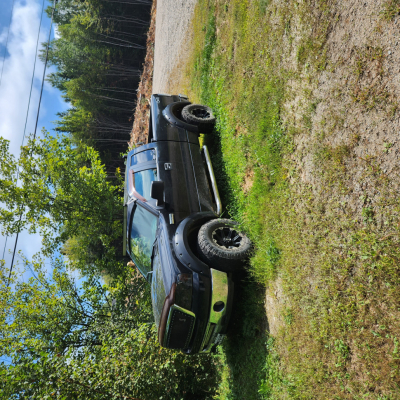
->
162;101;199;133
173;212;217;276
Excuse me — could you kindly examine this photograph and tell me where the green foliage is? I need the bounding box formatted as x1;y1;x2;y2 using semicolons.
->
381;0;400;20
0;263;219;400
0;134;124;277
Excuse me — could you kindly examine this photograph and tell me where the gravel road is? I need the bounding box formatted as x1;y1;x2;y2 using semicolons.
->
152;0;198;94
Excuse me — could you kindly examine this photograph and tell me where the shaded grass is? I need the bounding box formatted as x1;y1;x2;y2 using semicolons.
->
213;271;269;400
178;0;400;398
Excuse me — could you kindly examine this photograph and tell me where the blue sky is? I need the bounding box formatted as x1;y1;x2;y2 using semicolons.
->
0;0;68;283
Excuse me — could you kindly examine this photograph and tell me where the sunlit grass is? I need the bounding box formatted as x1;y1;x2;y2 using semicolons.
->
178;0;400;398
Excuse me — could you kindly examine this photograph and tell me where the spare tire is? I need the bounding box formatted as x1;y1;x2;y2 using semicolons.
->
181;104;216;134
197;219;251;272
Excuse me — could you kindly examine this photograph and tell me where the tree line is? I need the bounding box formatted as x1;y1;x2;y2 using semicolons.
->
44;0;151;173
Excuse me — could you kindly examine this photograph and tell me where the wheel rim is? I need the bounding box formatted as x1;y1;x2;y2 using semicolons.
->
191;107;211;120
212;227;243;249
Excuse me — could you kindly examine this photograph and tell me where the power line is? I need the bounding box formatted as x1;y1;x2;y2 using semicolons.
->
0;0;17;91
4;0;46;284
33;0;56;141
2;237;7;260
20;0;47;160
6;0;57;288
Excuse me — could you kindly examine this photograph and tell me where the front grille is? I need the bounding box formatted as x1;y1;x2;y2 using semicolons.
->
164;306;195;349
201;323;216;352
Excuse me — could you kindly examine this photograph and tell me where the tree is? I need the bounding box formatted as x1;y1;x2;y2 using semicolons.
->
40;0;151;170
0;133;123;276
0;259;220;400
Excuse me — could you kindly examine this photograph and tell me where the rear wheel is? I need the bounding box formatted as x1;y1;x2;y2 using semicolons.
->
181;104;216;133
197;219;251;272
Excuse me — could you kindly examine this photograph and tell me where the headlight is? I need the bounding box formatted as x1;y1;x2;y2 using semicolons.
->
158;275;196;349
175;273;192;310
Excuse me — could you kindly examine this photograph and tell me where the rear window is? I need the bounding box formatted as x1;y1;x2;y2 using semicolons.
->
131;149;156;166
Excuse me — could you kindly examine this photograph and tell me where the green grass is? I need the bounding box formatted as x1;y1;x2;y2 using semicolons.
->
381;0;400;20
180;0;400;398
213;273;269;400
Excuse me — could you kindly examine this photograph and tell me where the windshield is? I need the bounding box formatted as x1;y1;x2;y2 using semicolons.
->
129;205;158;276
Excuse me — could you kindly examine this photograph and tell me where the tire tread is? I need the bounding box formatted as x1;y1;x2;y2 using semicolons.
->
196;219;251;272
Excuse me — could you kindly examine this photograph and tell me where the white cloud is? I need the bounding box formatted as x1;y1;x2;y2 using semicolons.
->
0;26;8;45
0;0;48;156
53;24;60;40
0;0;63;281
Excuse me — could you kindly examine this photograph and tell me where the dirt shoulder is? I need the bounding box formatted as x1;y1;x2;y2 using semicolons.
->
152;0;198;94
266;0;400;338
129;1;156;148
129;0;197;147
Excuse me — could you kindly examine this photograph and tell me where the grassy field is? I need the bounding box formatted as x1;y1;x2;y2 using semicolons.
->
168;0;400;398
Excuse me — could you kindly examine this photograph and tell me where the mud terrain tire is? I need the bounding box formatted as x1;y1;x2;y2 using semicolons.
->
197;219;251;272
181;104;215;133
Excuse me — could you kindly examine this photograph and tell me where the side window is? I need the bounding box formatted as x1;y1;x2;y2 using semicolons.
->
128;168;158;201
134;168;158;200
130;205;158;276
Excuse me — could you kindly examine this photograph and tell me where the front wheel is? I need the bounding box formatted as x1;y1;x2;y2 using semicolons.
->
181;104;216;133
197;219;251;272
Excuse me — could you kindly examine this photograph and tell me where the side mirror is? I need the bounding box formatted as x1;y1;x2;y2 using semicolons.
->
151;181;165;206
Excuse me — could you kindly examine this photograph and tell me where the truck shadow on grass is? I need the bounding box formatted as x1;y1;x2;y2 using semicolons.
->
219;267;269;399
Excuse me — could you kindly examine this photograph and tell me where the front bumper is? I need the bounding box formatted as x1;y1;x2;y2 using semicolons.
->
186;268;233;354
200;269;234;352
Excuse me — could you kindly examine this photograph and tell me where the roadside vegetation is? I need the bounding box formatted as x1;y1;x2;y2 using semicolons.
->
172;0;400;398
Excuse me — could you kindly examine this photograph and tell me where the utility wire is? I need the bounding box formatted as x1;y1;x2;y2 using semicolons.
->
33;0;55;140
1;238;7;260
0;0;17;91
2;0;45;272
20;0;47;160
7;0;57;288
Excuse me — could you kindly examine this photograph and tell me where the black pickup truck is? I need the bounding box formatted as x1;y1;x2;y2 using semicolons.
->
123;94;251;354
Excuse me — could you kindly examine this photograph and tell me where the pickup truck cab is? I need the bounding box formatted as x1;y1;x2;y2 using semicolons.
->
123;94;251;354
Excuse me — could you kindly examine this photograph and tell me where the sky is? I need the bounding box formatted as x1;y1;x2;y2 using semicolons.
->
0;0;68;281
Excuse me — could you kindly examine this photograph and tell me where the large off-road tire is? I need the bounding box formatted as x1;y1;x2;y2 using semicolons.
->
197;219;252;272
181;104;216;133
